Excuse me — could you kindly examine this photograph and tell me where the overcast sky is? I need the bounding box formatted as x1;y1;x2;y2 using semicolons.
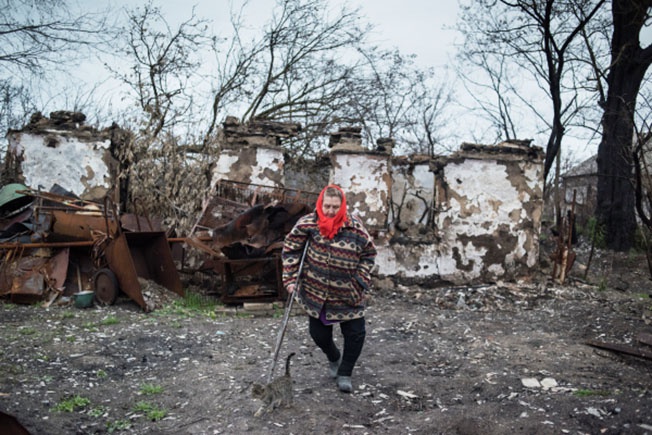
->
348;0;460;69
73;0;608;160
101;0;460;70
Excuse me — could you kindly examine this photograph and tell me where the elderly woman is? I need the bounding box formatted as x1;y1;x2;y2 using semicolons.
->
282;184;377;393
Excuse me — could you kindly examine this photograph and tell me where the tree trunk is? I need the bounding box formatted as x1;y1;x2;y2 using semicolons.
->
596;0;652;251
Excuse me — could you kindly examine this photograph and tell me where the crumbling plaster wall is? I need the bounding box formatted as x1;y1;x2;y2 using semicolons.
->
433;143;544;284
373;156;438;281
390;156;434;230
213;145;285;188
330;149;391;229
284;156;330;193
5;125;114;201
211;117;293;188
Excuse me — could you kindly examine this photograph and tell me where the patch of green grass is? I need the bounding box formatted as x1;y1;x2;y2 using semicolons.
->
88;406;107;418
53;395;91;412
65;335;76;342
597;278;608;292
272;305;284;318
140;383;163;395
82;321;99;332
19;327;37;336
62;311;75;319
132;401;167;421
100;316;119;326
155;291;218;318
107;419;131;433
573;389;610;397
96;369;107;379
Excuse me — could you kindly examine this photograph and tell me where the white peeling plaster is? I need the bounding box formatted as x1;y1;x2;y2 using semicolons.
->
375;244;397;274
375;243;439;278
435;159;539;283
487;263;506;276
437;241;487;282
391;163;433;225
213;152;240;183
10;132;110;196
332;153;389;227
252;147;284;186
441;160;523;235
505;229;538;268
213;147;284;187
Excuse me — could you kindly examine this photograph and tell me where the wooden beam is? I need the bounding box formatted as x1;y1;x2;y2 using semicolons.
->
586;339;652;361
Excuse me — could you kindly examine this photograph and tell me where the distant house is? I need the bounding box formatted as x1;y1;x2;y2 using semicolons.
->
561;155;597;226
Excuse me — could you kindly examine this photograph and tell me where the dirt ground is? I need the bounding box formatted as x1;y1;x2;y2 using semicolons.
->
1;243;652;435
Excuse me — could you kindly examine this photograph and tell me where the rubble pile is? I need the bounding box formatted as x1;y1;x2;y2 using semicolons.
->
0;183;182;311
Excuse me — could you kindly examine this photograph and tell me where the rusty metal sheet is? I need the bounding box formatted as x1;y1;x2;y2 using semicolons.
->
49;210;118;242
0;207;32;233
193;180;317;232
120;213;162;232
10;262;46;304
45;248;69;290
1;250;70;303
105;231;183;311
0;256;45;297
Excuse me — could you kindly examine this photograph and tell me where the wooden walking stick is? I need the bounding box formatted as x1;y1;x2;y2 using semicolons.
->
267;240;310;383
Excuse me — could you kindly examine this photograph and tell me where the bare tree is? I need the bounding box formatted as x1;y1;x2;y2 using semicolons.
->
105;2;216;229
343;47;455;156
109;1;212;140
0;0;111;75
199;0;371;158
457;0;607;181
458;51;519;142
406;79;456;156
108;0;457;227
596;0;652;251
0;0;113;132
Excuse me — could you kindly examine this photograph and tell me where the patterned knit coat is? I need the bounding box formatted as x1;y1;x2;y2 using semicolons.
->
282;212;377;321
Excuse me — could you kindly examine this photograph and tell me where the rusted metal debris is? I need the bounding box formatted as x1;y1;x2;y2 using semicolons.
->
104;231;183;311
0;184;182;311
1;179;315;308
189;180;316;304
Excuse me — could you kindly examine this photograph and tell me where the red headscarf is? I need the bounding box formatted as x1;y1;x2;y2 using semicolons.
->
315;184;347;239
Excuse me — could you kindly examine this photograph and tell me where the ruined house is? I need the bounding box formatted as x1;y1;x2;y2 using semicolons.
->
560;155;597;227
214;119;545;285
3;111;121;203
3;113;545;292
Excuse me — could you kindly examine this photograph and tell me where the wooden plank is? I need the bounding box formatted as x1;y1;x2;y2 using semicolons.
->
637;332;652;347
586;339;652;361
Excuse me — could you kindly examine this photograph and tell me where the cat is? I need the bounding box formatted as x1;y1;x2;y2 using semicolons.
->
251;352;296;417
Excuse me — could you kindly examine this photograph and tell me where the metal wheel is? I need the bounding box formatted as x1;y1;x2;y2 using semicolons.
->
93;268;119;305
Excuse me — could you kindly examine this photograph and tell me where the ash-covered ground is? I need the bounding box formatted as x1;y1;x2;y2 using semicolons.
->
1;247;651;434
